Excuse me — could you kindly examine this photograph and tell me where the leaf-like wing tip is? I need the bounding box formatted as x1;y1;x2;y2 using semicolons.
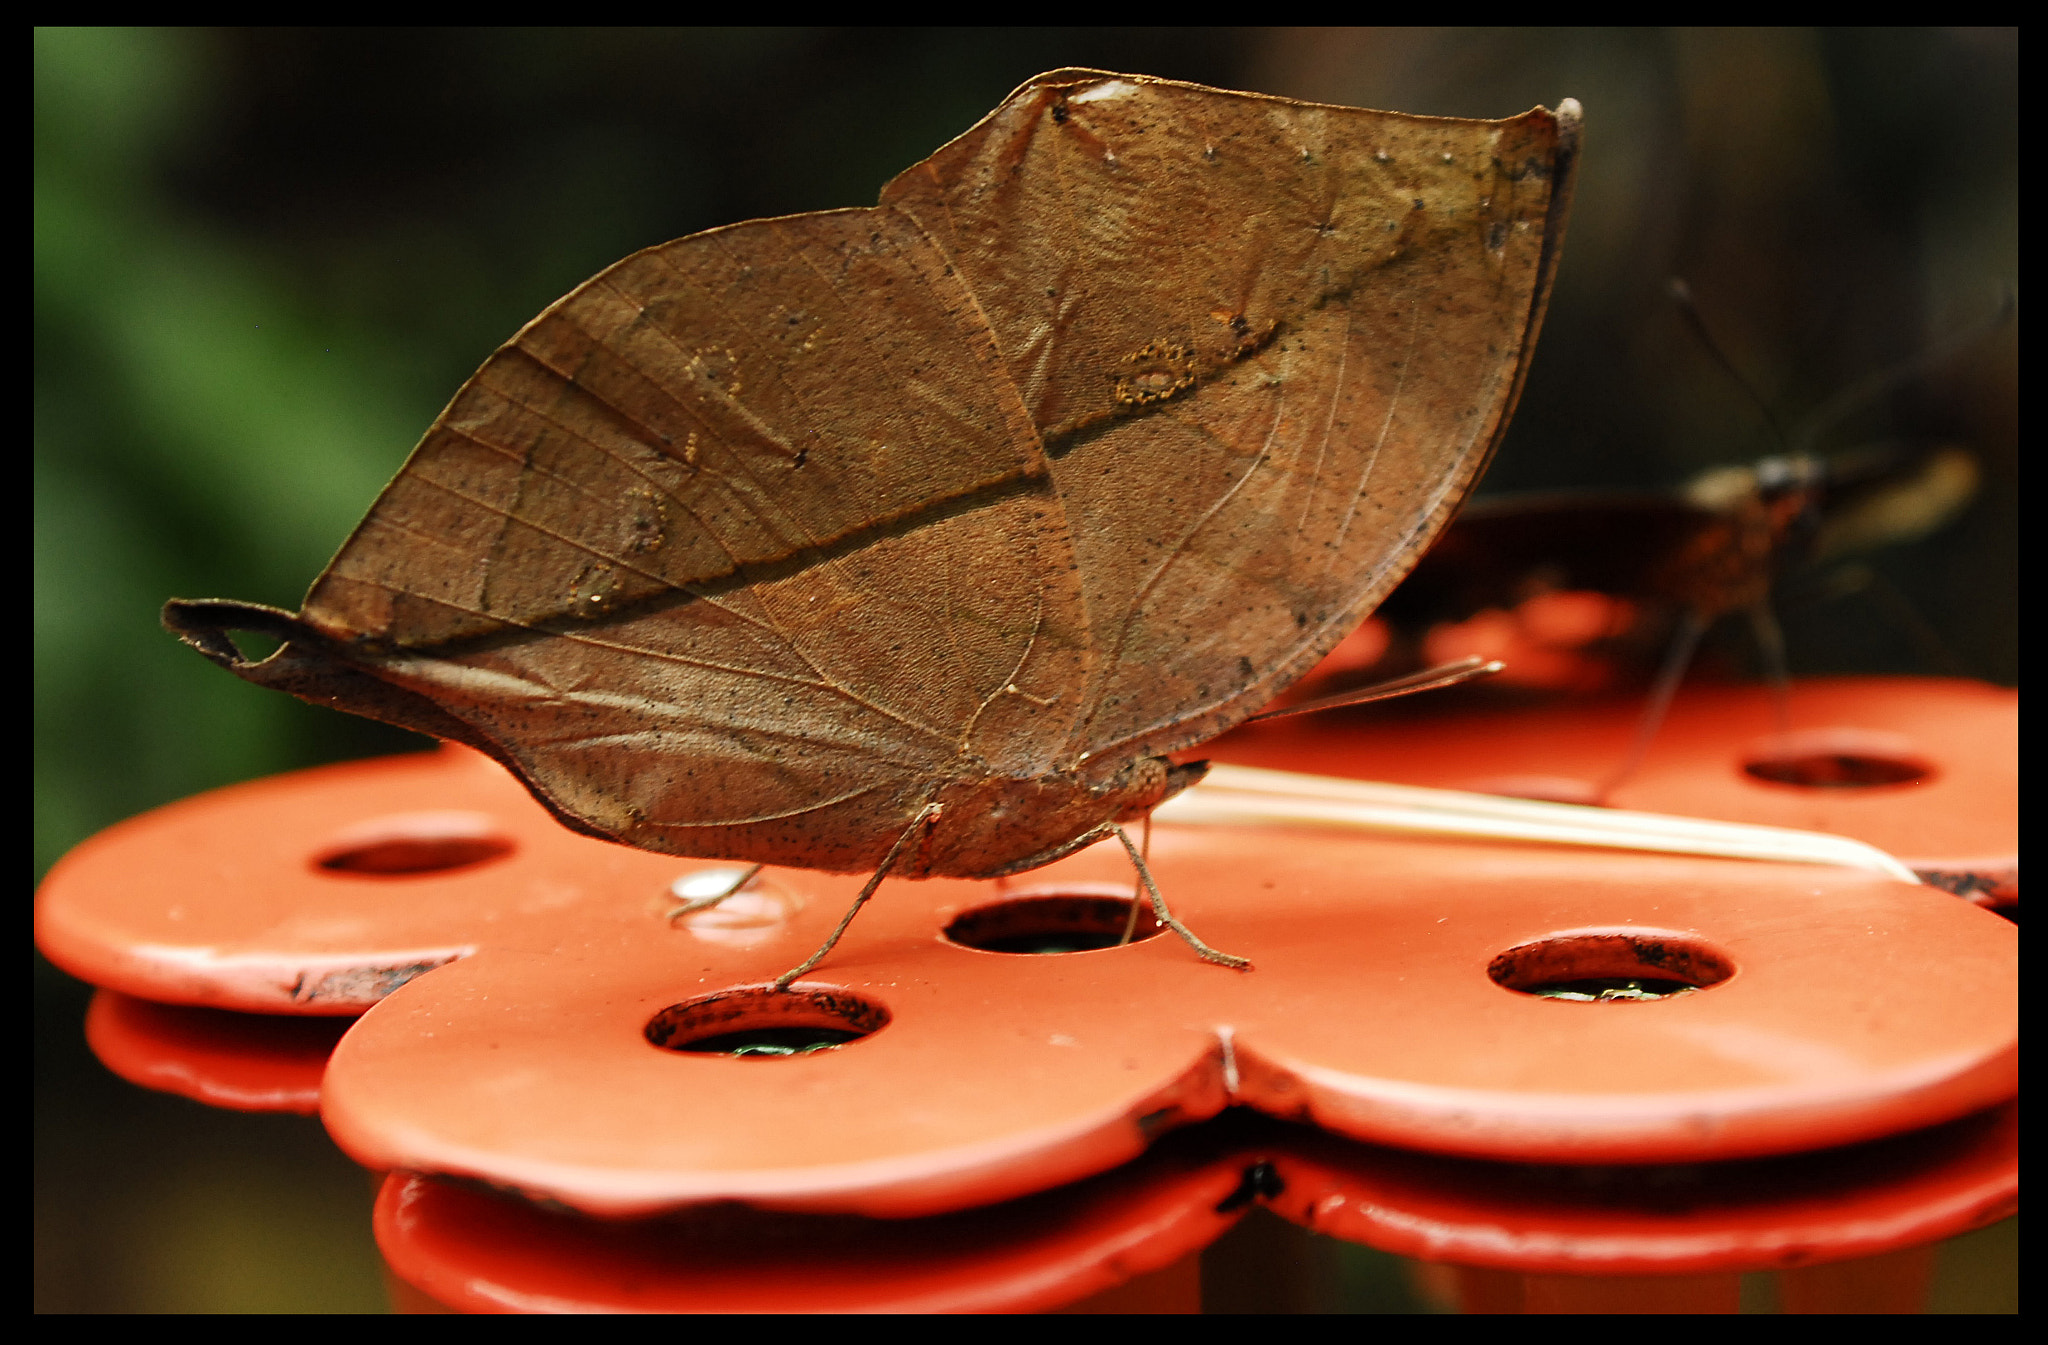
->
161;598;305;670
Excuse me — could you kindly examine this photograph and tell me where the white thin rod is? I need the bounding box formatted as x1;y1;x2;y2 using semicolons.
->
1160;763;1920;883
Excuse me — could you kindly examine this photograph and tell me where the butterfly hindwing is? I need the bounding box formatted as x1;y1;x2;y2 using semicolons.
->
883;71;1576;764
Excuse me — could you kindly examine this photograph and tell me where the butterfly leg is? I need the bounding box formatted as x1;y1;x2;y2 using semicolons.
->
1117;814;1152;946
665;863;765;925
772;803;942;992
1112;824;1251;971
1597;606;1711;800
1746;601;1793;737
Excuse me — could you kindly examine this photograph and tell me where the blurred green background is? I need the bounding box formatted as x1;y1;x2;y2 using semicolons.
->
36;28;2015;1312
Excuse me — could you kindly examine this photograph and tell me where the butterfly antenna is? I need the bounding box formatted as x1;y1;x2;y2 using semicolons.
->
1245;656;1504;724
1118;814;1152;946
1112;825;1250;970
1669;277;1794;454
1596;608;1712;801
665;863;764;924
773;804;940;991
1789;286;2017;458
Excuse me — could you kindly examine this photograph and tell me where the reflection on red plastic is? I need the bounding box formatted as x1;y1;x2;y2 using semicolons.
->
84;989;346;1114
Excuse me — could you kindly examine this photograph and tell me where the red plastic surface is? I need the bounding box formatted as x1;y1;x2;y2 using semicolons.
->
373;1124;1245;1314
77;977;2016;1286
369;1102;2015;1310
83;989;344;1114
31;696;2019;1216
38;679;2014;1026
1263;1099;2019;1275
37;746;537;1014
38;676;2016;1311
311;829;2015;1217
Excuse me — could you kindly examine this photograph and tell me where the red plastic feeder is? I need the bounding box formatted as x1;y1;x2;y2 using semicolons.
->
35;676;2017;1312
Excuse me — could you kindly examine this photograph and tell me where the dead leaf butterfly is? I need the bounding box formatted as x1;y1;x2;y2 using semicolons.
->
165;70;1579;981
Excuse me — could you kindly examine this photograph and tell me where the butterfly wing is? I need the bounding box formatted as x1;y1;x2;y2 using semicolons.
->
882;71;1578;765
209;209;1093;872
172;71;1578;874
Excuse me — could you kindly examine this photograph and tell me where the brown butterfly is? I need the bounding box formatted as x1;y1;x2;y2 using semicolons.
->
164;70;1579;982
1360;439;1979;691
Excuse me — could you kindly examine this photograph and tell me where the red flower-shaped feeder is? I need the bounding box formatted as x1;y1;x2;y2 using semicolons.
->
372;1097;2016;1313
78;981;2016;1312
373;1121;1248;1314
36;675;2018;1311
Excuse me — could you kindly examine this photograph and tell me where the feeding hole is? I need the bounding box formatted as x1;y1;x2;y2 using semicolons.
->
314;811;514;876
1741;728;1933;789
1489;932;1733;1003
646;986;887;1059
943;890;1164;955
